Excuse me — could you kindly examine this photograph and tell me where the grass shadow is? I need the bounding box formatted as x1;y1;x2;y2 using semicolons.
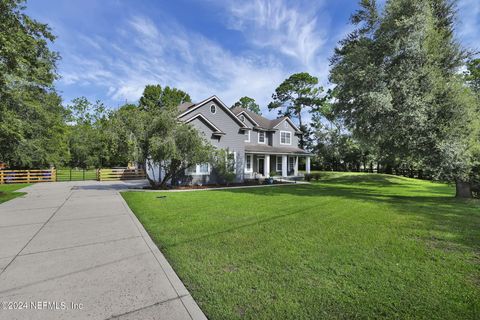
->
216;175;480;255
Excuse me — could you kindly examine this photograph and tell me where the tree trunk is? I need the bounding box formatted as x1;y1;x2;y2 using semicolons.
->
297;109;304;149
455;180;472;198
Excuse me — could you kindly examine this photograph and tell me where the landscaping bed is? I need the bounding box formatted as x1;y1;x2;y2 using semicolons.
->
142;179;291;190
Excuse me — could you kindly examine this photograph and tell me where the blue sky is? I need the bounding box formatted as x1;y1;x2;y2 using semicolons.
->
27;0;479;115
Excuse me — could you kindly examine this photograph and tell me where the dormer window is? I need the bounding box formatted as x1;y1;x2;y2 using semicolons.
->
240;115;245;122
210;104;216;114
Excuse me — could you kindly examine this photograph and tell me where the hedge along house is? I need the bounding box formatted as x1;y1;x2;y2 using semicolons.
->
146;95;312;184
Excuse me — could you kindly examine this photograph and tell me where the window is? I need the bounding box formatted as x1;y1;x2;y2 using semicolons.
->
258;131;266;144
210;104;216;114
227;152;236;172
186;163;210;175
240;115;245;122
280;131;292;145
185;165;196;175
245;155;252;172
199;163;209;174
245;130;250;142
276;156;282;172
288;157;295;172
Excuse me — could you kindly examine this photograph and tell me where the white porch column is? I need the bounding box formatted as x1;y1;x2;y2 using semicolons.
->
264;155;270;177
306;156;311;174
294;156;299;176
282;155;288;177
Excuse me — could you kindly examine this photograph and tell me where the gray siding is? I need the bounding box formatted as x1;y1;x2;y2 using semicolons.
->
271;120;299;148
247;129;270;146
179;101;246;183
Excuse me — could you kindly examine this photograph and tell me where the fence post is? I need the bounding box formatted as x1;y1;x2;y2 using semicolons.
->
51;168;56;182
83;169;85;181
27;170;31;184
69;169;72;181
0;170;3;184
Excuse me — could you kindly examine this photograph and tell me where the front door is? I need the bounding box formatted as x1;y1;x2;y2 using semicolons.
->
258;158;265;175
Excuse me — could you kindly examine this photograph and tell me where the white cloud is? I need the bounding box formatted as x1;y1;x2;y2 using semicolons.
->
59;15;287;110
220;0;329;72
128;15;159;39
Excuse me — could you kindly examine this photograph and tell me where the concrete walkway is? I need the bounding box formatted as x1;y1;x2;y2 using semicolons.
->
0;181;206;320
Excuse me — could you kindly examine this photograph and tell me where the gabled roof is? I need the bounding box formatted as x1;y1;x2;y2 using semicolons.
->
272;117;301;132
235;110;259;127
184;113;225;135
231;107;301;132
178;96;248;128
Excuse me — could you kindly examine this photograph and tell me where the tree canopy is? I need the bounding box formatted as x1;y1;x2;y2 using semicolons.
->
329;0;479;197
268;72;325;148
138;84;191;113
232;96;261;115
0;0;68;168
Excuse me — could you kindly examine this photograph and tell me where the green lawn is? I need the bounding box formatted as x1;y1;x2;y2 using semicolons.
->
0;184;30;203
122;172;480;320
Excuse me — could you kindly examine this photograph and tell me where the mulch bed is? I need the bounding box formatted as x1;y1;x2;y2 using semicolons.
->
142;180;291;190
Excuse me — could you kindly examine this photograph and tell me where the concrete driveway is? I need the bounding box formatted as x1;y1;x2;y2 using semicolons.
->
0;181;206;320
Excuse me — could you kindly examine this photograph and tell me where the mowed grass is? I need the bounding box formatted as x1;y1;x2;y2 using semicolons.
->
0;184;30;203
122;173;480;319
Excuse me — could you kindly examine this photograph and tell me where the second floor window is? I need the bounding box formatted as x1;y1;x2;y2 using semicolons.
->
280;131;291;145
258;131;266;144
245;130;250;142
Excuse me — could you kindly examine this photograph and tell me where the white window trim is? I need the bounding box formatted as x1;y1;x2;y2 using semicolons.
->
245;130;250;142
257;156;265;175
186;163;210;175
280;130;292;145
276;156;282;172
210;104;216;114
258;131;266;144
245;154;253;173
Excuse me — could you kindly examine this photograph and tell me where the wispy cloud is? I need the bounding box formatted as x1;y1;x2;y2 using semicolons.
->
58;15;287;109
221;0;328;71
128;15;159;39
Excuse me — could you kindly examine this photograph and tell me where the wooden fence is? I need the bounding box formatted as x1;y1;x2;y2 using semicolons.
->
0;169;56;184
97;168;146;181
0;168;147;184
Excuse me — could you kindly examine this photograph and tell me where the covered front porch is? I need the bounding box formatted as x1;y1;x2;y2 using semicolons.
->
244;153;311;179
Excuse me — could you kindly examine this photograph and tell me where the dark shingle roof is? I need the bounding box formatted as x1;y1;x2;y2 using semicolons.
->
231;107;290;130
177;102;195;113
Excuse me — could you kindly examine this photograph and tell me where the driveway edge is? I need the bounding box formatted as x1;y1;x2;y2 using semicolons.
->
119;194;207;320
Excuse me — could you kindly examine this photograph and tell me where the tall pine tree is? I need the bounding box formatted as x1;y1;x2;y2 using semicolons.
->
330;0;479;197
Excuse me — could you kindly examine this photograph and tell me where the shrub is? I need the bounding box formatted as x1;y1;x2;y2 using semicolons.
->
313;173;321;181
304;173;312;182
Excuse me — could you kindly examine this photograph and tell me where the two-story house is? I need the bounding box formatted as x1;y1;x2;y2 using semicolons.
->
149;95;312;184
